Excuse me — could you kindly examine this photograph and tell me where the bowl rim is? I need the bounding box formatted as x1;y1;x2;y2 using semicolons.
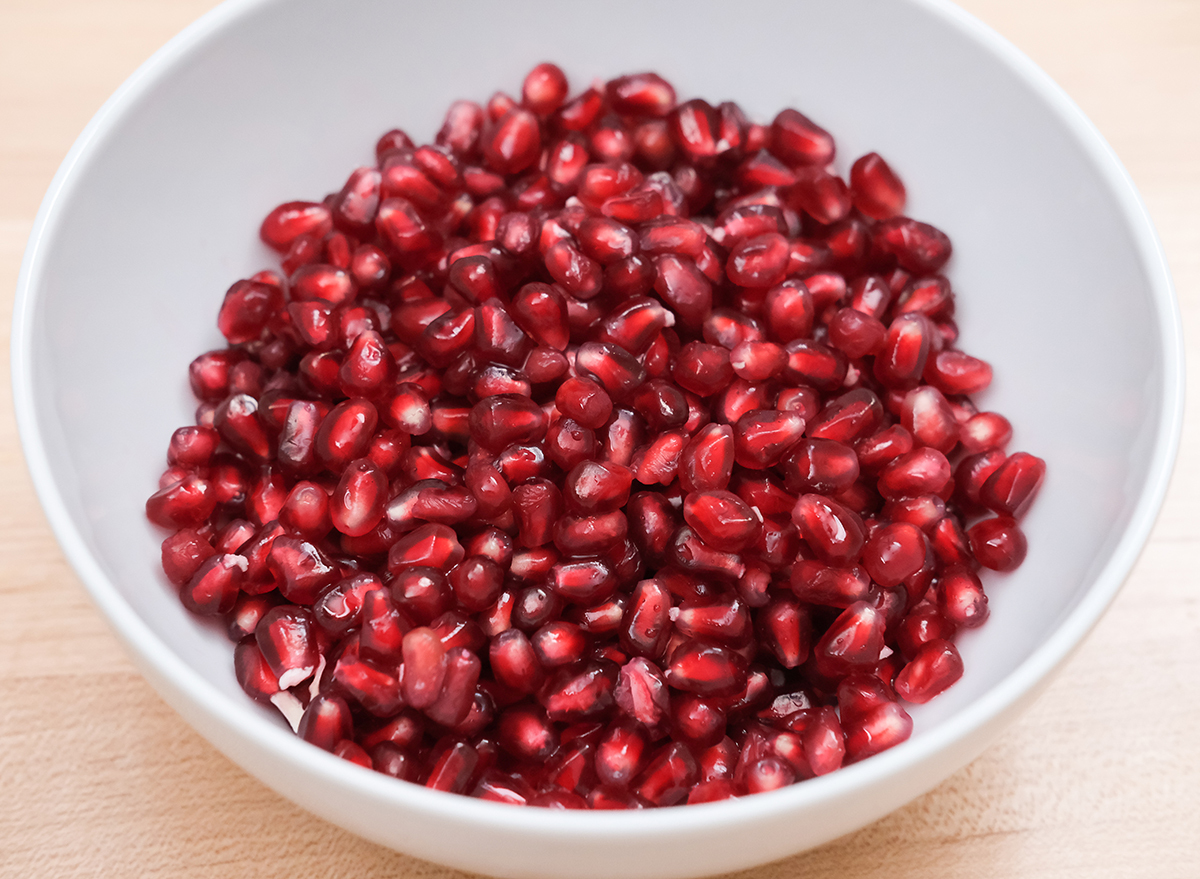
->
10;0;1185;839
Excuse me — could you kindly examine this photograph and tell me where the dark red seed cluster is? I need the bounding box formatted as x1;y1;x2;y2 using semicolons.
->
146;63;1045;809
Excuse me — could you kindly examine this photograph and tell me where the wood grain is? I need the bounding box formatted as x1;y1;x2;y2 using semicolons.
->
1;1;1198;875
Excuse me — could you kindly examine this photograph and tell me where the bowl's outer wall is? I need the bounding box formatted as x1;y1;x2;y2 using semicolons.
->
14;0;1180;876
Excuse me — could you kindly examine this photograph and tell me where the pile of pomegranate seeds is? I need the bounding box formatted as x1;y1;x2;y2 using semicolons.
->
146;63;1045;809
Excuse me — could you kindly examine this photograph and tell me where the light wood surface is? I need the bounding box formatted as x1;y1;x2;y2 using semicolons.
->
2;1;1198;876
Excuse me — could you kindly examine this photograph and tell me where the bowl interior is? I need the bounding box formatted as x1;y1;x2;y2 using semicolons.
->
14;0;1179;874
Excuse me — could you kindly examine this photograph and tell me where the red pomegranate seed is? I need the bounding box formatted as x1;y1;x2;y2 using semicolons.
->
861;522;928;589
521;62;568;115
968;517;1028;571
849;153;906;220
181;553;245;616
596;721;649;787
980;452;1046;518
666;641;746;697
654;255;713;332
895;639;963;704
756;597;810;669
874;217;953;274
878;447;952;500
936;567;989;629
897;604;957;660
260;202;332;252
255;605;319;690
790;494;864;565
813;601;886;679
278;481;331;540
900;385;960;454
606;72;676;117
841;698;912;763
769;108;834;166
727;233;790;289
959;411;1013;454
681;490;760;552
636;742;698;807
329;458;387;537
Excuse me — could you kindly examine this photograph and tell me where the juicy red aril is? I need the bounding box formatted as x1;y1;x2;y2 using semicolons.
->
980;452;1046;518
849;153;906;220
895;639;963;704
150;64;1041;808
968;517;1029;571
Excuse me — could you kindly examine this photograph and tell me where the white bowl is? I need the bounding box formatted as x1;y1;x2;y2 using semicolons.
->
11;0;1182;876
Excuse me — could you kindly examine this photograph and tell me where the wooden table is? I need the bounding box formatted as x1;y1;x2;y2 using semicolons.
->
2;1;1197;875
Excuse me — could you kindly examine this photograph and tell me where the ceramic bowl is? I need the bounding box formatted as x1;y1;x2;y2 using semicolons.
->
11;0;1182;876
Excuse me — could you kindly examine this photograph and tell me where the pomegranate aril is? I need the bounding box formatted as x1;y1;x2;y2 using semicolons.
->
842;698;912;764
666;641;747;697
682;490;760;552
635;742;698;807
425;741;480;793
146;474;216;529
600;297;674;357
733;409;805;470
161;528;216;587
848;152;906;220
873;217;952;274
878;448;952;500
727;233;790;289
256;605;319;690
606;72;676;117
813;601;887;678
791;494;864;565
540;661;617;722
769;108;834;166
895;639;963;704
980;452;1046;518
968;516;1028;571
596;721;649;787
862;522;929;589
181;553;245;616
936;566;989;629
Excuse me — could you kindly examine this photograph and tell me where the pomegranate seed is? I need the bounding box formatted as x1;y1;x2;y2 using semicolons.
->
849;153;906;220
980;452;1046;518
540;661;617;722
299;694;353;751
878;448;952;500
181;553;245;616
897;604;957;660
862;522;929;589
813;602;886;679
874;217;953;274
727;233;790;288
841;699;912;763
636;742;698;807
606;72;676;117
968;517;1028;571
960;412;1013;453
756;597;811;669
654;255;713;332
895;639;963;704
769;109;834;166
937;567;989;629
681;490;760;552
521;62;568;115
666;641;747;697
256;605;319;690
426;741;480;793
